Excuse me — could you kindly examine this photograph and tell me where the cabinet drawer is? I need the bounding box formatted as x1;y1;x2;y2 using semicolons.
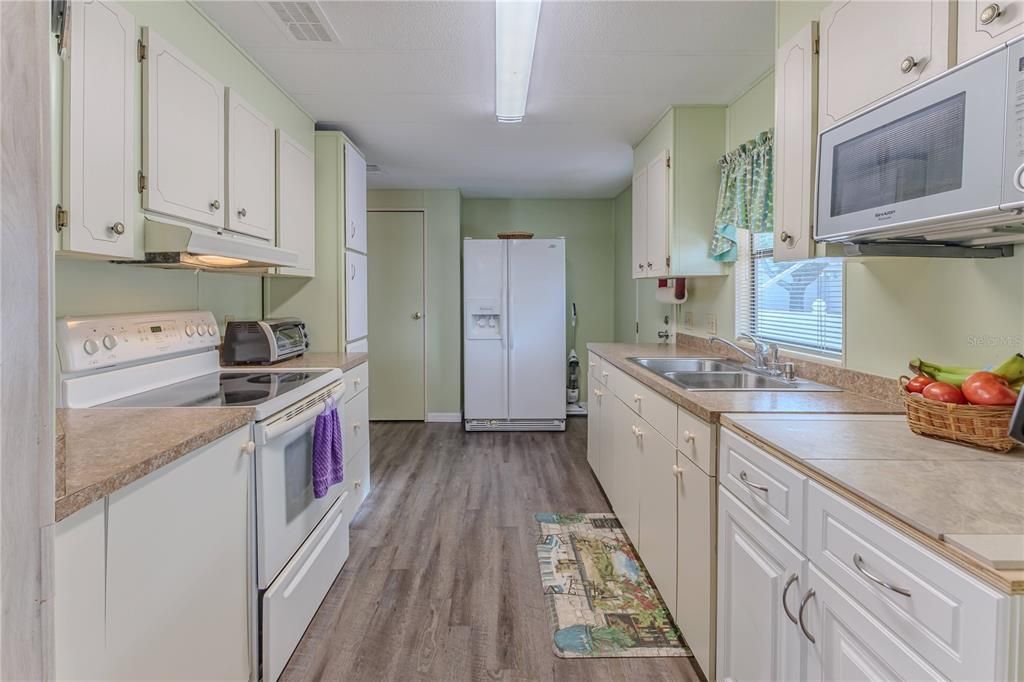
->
343;389;369;456
344;362;369;401
806;482;1006;681
588;352;604;385
677;407;715;476
719;428;806;549
606;363;677;444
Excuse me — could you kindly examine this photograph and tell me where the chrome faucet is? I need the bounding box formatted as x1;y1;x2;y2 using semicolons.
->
710;333;789;378
709;335;761;367
657;330;671;342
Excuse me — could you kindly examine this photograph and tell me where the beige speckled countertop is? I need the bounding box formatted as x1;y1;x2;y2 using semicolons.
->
587;343;902;422
55;407;254;522
722;413;1024;594
276;351;367;372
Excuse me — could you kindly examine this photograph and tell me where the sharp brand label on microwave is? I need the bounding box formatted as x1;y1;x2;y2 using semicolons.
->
874;209;897;221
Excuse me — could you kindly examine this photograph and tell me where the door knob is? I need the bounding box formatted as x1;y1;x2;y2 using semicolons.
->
899;56;918;74
980;3;1002;24
412;312;423;320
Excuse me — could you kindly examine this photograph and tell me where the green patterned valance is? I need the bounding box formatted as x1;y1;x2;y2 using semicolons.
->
711;129;774;263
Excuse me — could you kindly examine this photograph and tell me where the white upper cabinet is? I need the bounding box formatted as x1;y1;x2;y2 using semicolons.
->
142;28;225;229
226;90;275;241
958;0;1024;62
61;0;135;259
818;0;953;130
346;250;368;342
644;151;670;277
344;143;367;254
275;132;315;277
773;22;819;262
631;167;648;278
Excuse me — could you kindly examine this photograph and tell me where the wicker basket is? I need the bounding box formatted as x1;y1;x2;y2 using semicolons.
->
497;231;534;240
899;376;1018;453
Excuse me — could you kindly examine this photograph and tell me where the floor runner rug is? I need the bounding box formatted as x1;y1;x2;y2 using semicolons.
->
534;512;692;659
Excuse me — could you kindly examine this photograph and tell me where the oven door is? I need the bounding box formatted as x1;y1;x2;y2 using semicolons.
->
254;381;345;589
816;47;1008;242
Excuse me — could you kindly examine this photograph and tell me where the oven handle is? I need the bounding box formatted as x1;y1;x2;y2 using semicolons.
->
255;383;345;444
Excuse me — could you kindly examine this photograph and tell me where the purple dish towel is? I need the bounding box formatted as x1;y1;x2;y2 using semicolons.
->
312;398;344;499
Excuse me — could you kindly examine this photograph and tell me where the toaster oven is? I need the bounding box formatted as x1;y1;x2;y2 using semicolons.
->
221;318;309;365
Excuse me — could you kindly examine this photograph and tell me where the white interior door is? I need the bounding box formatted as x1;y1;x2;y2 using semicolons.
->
64;0;134;258
276;131;315;277
367;211;425;420
463;239;507;420
344;144;367;253
142;28;225;228
508;239;566;420
227;89;275;241
345;251;368;342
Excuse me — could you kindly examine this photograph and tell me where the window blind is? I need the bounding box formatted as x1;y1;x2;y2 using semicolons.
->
735;231;843;356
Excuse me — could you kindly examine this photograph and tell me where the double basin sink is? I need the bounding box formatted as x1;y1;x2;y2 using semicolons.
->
627;357;840;392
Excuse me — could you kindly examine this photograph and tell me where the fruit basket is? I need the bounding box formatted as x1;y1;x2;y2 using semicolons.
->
496;231;534;240
900;376;1018;452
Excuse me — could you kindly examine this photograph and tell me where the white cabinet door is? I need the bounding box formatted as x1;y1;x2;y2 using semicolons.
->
631;167;648;278
226;90;275;241
717;487;805;682
773;22;818;262
645;150;670;277
55;500;107;681
803;565;945;681
346;250;368;341
105;428;251;681
142;28;225;228
636;425;677;616
818;0;953;129
62;0;135;258
344;143;367;254
958;0;1024;62
276;131;315;277
608;397;641;542
674;455;714;678
587;384;605;478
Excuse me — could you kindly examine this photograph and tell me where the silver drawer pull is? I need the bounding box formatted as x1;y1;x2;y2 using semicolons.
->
798;589;816;643
739;470;769;493
782;573;799;625
852;553;911;597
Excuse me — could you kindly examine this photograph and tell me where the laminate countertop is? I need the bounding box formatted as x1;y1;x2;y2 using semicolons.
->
587;343;902;422
55;407;254;522
275;351;368;372
722;413;1024;594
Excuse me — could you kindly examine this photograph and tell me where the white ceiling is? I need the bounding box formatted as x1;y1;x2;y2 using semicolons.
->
198;1;775;198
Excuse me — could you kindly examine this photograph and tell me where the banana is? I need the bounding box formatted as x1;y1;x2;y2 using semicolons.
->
992;353;1024;383
908;358;978;387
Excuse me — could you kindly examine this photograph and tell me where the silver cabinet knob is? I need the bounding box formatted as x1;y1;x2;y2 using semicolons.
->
412;312;423;320
779;230;793;245
900;56;918;74
237;207;247;218
980;3;1002;24
210;199;221;211
109;221;125;235
638;263;644;270
647;261;653;268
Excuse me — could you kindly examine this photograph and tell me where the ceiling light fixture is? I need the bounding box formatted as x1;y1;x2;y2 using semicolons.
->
495;0;542;123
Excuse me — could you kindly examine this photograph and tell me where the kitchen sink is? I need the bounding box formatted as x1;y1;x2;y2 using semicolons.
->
663;370;840;392
629;357;741;373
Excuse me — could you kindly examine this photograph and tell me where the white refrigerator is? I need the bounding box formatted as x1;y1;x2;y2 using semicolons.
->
463;238;567;431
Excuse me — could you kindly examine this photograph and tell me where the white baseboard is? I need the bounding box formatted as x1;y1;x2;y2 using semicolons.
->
426;412;463;423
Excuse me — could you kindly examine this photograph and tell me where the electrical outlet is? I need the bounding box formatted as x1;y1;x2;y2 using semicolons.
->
683;310;695;328
704;313;717;335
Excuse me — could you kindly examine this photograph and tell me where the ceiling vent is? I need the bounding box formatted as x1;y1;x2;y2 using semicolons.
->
264;1;339;44
366;164;383;175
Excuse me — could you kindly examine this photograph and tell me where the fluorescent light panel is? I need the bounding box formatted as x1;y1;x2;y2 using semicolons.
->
495;0;542;123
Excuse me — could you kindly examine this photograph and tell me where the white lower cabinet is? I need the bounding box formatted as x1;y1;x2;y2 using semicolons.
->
674;454;715;677
343;363;372;507
56;427;252;681
636;422;678;613
608;395;641;541
587;382;606;478
716;427;1019;682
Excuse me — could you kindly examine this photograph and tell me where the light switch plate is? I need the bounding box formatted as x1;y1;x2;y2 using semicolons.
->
683;310;694;328
704;313;717;335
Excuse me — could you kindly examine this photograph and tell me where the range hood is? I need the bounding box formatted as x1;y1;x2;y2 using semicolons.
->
135;218;299;271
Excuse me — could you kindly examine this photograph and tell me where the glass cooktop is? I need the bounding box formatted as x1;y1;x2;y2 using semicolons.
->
101;370;331;408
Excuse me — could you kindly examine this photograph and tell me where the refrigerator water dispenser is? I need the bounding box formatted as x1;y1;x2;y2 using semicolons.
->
466;298;502;339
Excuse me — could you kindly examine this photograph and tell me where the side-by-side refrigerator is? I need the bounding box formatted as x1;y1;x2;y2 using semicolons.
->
463;238;566;431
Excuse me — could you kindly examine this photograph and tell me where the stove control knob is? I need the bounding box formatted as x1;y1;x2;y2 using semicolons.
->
185;324;196;337
208;323;219;338
197;325;207;336
83;338;99;355
102;334;118;350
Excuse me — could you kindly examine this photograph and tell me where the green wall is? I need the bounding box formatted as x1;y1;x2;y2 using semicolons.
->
367;190;462;416
54;1;315;326
461;198;617;396
613;186;636;342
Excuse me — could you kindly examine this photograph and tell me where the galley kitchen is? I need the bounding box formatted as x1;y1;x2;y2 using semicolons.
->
3;1;1024;680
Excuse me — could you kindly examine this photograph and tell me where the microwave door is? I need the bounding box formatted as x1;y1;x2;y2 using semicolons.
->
1004;37;1024;211
816;48;1008;242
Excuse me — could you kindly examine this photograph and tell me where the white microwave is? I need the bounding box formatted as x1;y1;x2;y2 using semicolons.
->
815;35;1024;249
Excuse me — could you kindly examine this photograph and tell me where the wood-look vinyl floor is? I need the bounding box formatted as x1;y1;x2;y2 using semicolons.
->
280;419;703;682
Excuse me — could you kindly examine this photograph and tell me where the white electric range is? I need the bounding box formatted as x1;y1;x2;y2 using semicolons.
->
57;310;352;682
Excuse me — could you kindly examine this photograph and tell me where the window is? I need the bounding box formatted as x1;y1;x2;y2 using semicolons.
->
735;231;844;356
